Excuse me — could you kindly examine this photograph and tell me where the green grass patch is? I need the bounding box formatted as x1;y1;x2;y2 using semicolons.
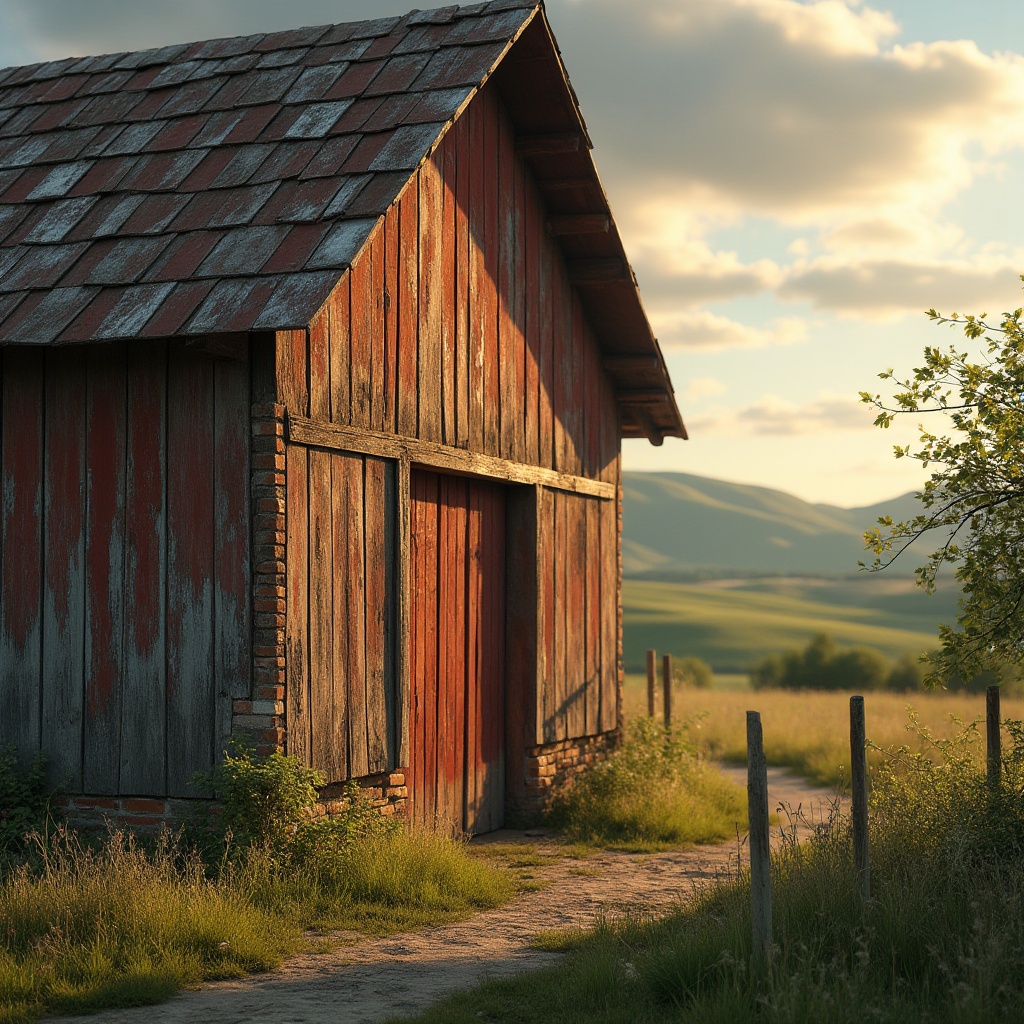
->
547;718;746;851
623;576;959;673
390;715;1024;1024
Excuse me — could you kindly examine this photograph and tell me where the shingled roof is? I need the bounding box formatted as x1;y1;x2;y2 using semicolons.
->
0;0;685;441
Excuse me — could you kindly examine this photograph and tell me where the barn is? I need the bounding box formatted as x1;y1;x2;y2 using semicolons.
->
0;0;685;833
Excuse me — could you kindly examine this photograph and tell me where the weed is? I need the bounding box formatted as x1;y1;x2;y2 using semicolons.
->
0;749;53;856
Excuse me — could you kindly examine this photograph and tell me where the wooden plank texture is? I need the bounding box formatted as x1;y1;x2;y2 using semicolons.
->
41;348;86;789
418;155;443;444
329;453;351;779
308;447;335;778
82;345;127;794
166;351;215;796
345;454;369;778
285;444;311;765
121;343;168;796
364;456;389;774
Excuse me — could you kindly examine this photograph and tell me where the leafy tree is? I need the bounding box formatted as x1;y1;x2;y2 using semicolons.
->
861;292;1024;682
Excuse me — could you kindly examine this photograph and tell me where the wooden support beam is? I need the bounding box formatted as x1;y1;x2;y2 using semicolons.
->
517;132;584;156
615;388;669;405
286;416;616;500
566;258;627;284
538;177;594;192
603;355;661;373
546;214;610;236
185;333;248;362
621;405;664;446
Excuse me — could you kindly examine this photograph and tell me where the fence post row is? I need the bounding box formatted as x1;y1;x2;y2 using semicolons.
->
646;648;656;718
746;710;772;964
987;684;1001;793
849;695;870;902
662;653;673;728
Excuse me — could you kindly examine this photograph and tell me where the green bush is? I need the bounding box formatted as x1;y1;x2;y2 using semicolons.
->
547;717;744;849
0;748;52;856
672;655;713;689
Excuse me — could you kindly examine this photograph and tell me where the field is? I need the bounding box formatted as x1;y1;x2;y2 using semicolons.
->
624;674;1024;787
623;574;962;672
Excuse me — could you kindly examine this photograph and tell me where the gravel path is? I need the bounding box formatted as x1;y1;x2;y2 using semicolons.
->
54;767;842;1024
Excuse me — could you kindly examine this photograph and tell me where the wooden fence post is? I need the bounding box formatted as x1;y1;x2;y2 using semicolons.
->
646;649;656;718
747;710;771;964
662;653;673;728
987;685;1001;793
850;695;870;901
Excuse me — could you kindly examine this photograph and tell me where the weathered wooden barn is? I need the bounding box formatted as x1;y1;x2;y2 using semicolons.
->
0;0;684;832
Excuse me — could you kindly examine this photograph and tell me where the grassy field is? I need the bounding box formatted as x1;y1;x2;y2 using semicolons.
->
624;675;1024;788
623;575;961;672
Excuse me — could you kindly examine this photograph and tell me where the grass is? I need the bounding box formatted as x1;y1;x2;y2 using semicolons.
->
389;714;1024;1024
623;678;1024;788
623;575;961;672
546;717;746;851
0;824;516;1023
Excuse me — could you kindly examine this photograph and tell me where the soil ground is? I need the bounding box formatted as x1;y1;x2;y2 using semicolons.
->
53;767;843;1024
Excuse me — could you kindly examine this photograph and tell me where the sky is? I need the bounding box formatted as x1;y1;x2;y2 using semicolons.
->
2;0;1022;509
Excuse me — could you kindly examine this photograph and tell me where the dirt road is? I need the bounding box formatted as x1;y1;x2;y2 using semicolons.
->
54;767;841;1024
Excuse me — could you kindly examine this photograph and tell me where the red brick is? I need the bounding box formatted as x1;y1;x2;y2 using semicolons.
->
233;700;253;714
256;497;286;513
123;797;167;814
255;612;286;628
253;453;286;471
73;796;117;809
254;598;286;613
257;685;286;701
254;667;285;685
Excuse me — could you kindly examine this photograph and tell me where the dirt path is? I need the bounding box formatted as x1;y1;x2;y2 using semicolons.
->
55;768;842;1024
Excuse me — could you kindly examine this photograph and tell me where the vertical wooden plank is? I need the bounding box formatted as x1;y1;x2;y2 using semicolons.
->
213;357;251;758
345;454;369;778
418;156;443;443
584;497;600;737
583;325;600;480
396;456;411;767
308;447;336;778
384;207;400;434
497;100;515;463
285;443;311;765
538;485;555;744
309;305;331;421
599;369;619;483
397;186;419;437
538;230;555;469
329;453;350;779
450;477;467;829
482;90;500;457
441;135;457;447
0;349;44;762
567;496;587;739
454;113;471;450
523;174;540;468
464;479;482;828
82;345;127;794
468;98;486;453
166;350;215;796
599;496;618;733
568;295;585;476
553;261;571;474
120;342;168;795
481;481;506;831
350;244;373;431
383;458;399;768
329;279;351;426
41;348;86;789
409;469;425;823
420;472;439;823
276;328;308;416
369;230;386;432
512;144;527;465
554;489;569;741
435;476;453;826
504;485;537;817
364;456;389;774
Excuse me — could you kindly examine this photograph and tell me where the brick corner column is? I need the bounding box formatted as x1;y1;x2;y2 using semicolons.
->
236;402;287;757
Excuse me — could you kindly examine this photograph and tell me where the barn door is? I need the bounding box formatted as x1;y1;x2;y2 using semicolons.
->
409;469;506;834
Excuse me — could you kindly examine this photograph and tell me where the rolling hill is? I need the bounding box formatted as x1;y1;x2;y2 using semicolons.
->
620;472;960;672
622;471;921;577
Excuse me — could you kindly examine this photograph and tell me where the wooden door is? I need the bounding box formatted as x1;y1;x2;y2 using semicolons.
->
409;469;506;833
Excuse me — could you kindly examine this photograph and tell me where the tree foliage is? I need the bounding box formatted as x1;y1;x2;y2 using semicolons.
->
861;291;1024;682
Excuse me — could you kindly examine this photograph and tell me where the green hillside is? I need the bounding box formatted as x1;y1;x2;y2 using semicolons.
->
622;471;921;576
622;575;960;673
619;472;959;673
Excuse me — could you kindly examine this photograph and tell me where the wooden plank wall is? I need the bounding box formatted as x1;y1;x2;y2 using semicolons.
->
284;445;397;779
277;82;620;485
277;80;624;777
537;487;618;745
0;342;251;796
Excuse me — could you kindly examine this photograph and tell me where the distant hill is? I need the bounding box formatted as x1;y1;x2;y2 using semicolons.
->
622;472;922;577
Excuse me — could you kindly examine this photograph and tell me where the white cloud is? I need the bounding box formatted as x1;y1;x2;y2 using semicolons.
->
682;376;727;402
655;310;808;350
779;258;1024;318
690;391;875;436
